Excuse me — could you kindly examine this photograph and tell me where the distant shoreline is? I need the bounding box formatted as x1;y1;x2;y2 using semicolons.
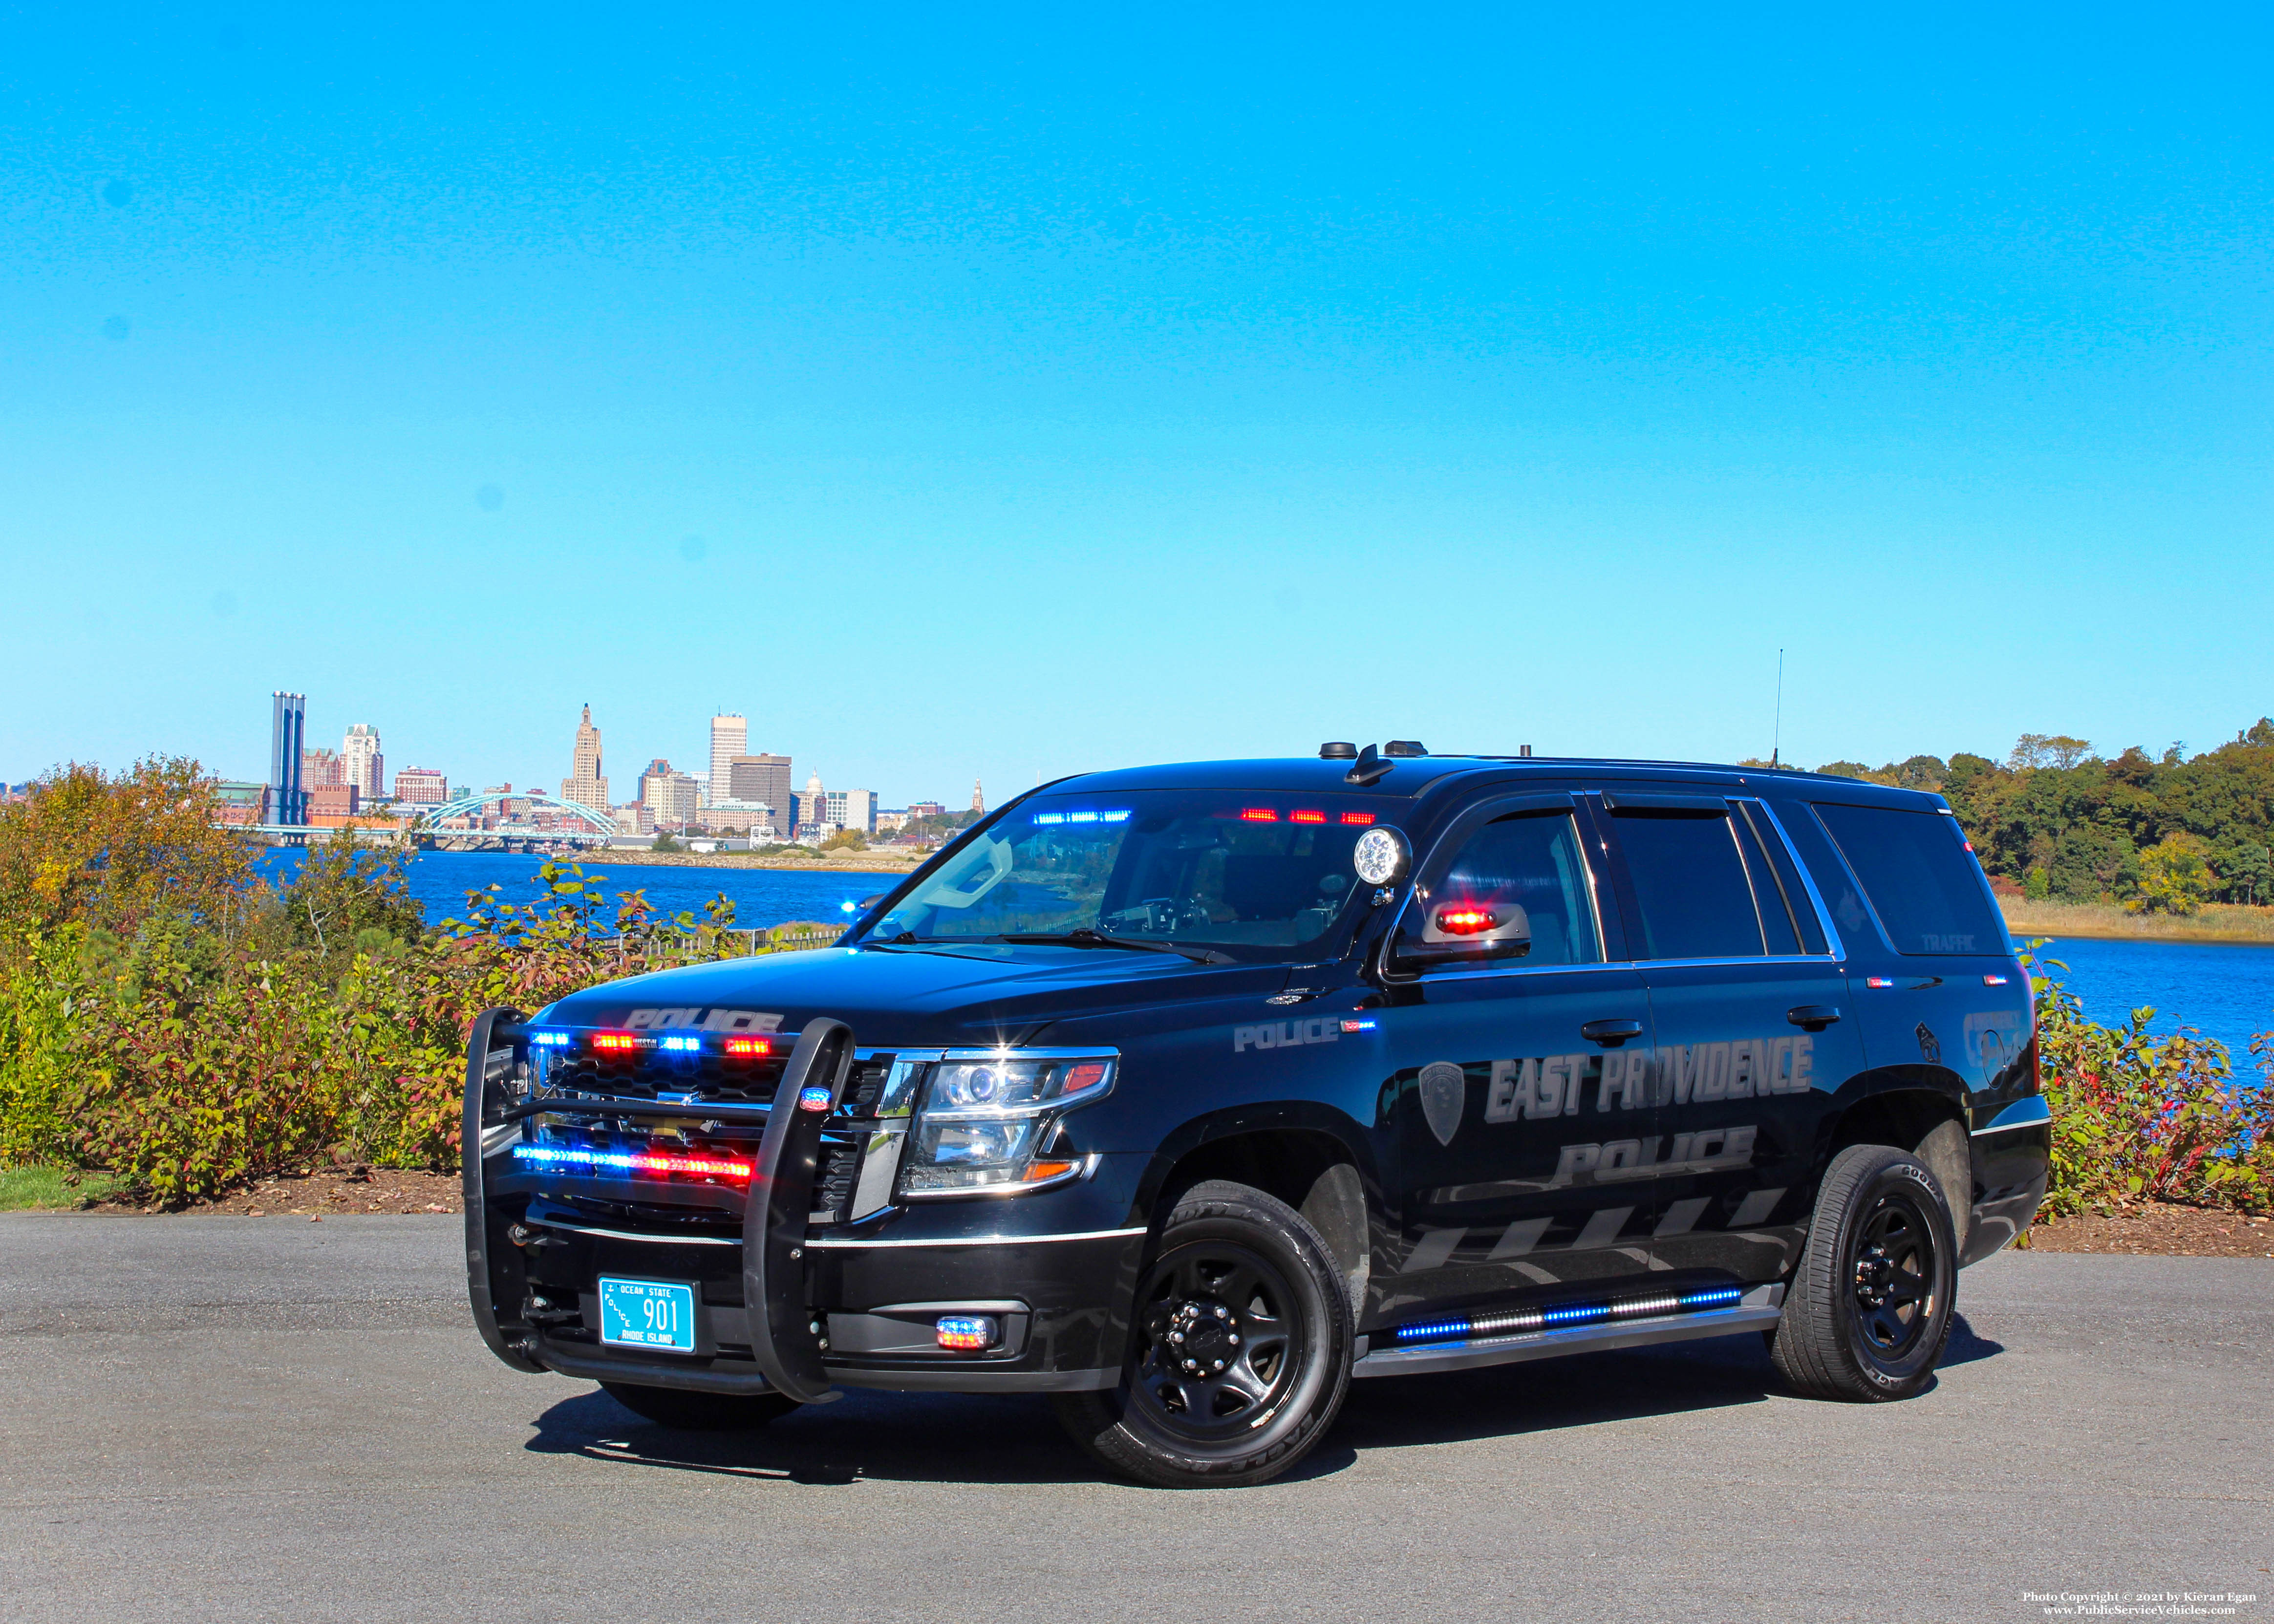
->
2000;898;2274;946
563;847;926;877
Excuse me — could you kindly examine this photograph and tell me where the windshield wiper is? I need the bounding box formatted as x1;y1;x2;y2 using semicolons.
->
995;929;1234;966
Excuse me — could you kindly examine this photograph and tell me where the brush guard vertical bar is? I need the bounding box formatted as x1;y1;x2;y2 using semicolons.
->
463;1006;544;1373
743;1017;857;1403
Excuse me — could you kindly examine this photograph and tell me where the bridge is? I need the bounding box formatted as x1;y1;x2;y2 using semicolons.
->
414;789;620;851
228;790;620;851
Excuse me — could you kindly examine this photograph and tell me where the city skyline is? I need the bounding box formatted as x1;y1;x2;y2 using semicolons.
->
244;692;946;837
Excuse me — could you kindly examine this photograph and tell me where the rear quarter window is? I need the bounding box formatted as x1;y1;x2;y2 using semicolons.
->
1810;802;2005;957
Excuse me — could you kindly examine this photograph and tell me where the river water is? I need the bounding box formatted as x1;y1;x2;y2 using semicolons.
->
254;850;2274;1064
2015;934;2274;1067
254;849;887;937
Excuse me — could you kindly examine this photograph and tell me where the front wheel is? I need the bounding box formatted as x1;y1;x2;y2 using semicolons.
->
600;1382;800;1431
1051;1179;1352;1488
1769;1144;1957;1402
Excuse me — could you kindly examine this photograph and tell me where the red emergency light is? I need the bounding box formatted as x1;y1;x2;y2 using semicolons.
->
1436;906;1498;936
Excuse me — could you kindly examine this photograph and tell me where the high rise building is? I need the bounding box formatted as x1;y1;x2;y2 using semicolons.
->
709;715;746;797
393;767;447;805
560;704;609;814
728;753;791;817
342;724;384;801
269;693;308;826
644;766;698;830
301;746;344;788
826;789;876;834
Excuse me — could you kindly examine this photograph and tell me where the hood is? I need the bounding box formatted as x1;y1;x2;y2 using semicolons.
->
536;943;1288;1047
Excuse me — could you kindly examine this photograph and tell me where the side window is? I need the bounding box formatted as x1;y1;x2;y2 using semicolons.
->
1811;802;2006;956
1609;806;1768;960
1735;802;1829;954
1414;811;1603;970
1768;798;1877;948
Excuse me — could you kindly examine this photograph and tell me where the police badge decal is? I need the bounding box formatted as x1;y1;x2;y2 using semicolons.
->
1418;1062;1466;1147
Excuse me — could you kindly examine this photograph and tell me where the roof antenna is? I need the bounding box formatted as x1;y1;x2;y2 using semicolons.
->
1771;648;1784;768
1345;743;1395;786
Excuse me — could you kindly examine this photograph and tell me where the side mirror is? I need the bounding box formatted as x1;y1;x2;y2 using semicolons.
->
1389;901;1531;967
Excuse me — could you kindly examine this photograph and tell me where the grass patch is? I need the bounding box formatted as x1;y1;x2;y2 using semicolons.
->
0;1166;120;1212
2000;898;2274;944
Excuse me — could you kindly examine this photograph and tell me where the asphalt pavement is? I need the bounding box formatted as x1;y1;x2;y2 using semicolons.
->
2;1213;2268;1624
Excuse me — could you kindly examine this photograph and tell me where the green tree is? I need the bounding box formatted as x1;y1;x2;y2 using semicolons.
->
2130;834;2213;915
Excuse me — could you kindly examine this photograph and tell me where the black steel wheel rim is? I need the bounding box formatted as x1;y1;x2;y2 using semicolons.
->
1129;1239;1304;1443
1846;1188;1938;1361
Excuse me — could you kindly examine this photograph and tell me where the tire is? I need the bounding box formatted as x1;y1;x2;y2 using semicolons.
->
1769;1144;1957;1402
1051;1179;1353;1489
600;1382;800;1431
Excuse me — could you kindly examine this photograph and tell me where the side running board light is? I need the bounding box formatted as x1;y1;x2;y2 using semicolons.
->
1393;1284;1744;1347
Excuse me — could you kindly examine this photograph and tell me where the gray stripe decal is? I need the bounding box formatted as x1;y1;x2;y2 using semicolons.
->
1653;1197;1710;1238
1404;1228;1467;1273
1573;1206;1634;1249
1488;1217;1553;1260
1728;1187;1787;1227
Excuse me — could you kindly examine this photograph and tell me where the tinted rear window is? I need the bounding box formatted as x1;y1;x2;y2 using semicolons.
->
1810;803;2005;956
1610;808;1767;960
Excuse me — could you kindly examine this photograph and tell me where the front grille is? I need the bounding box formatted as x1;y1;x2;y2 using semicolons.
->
540;1051;785;1106
815;1142;859;1219
555;1193;744;1239
843;1057;891;1115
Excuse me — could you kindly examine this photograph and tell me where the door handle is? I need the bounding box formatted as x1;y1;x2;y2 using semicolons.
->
1580;1018;1644;1048
1787;1004;1842;1032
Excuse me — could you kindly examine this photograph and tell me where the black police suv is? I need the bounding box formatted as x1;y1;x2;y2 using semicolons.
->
462;744;2049;1488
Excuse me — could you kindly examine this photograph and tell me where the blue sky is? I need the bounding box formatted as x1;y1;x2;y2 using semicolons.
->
4;4;2269;804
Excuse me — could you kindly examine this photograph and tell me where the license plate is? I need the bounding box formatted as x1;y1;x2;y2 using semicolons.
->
597;1277;698;1353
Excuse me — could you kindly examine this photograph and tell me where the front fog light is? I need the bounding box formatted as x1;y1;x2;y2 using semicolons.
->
936;1315;998;1351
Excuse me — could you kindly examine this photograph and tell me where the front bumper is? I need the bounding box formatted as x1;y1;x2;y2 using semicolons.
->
463;1011;1147;1397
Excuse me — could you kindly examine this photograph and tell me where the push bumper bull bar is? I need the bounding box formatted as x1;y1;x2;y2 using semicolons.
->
462;1008;858;1402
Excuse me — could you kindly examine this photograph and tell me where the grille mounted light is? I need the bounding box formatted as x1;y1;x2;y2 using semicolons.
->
935;1315;997;1351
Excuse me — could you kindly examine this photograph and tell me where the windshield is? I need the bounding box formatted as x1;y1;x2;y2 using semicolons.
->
859;791;1400;960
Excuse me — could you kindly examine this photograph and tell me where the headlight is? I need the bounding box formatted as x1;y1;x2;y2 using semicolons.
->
899;1053;1116;1196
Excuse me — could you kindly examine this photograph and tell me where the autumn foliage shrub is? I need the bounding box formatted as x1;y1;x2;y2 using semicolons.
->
2028;949;2274;1216
0;760;806;1205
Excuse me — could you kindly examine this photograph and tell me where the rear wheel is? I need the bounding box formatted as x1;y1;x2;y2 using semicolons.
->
600;1382;799;1431
1051;1179;1352;1489
1769;1144;1956;1401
